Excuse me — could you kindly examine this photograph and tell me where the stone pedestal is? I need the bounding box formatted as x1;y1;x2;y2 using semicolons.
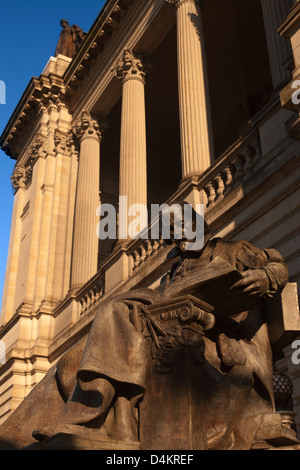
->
139;295;214;450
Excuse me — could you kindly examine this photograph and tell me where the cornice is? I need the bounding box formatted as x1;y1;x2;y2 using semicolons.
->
0;73;65;160
0;0;132;160
1;0;160;160
62;0;135;104
278;1;300;38
67;0;162;117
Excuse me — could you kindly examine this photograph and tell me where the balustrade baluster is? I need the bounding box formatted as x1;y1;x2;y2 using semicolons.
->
241;146;255;176
215;174;225;201
205;181;217;207
233;155;245;186
223;165;235;191
146;239;152;258
252;138;262;167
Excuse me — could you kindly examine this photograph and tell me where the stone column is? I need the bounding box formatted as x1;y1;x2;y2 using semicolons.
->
261;0;294;89
71;111;104;289
166;0;213;180
115;49;148;241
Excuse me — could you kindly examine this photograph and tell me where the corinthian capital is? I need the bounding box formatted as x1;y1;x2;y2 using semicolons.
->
164;0;203;7
114;49;149;84
11;164;32;192
30;133;47;159
72;111;107;142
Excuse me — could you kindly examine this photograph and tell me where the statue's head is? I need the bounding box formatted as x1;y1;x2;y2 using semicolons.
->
161;200;211;253
60;19;69;28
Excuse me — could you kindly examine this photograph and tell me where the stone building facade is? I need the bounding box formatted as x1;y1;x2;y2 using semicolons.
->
0;0;300;435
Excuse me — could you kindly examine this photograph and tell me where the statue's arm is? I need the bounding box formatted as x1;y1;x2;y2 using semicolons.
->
261;260;289;298
72;24;85;39
230;246;289;299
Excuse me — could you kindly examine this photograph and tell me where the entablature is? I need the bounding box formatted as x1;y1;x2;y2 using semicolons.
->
0;0;168;159
0;73;65;160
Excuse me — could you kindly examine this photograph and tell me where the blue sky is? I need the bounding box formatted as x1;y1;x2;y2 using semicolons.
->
0;0;106;307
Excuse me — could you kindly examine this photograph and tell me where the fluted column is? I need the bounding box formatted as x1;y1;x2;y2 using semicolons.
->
71;111;105;289
261;0;294;89
166;0;213;180
115;49;148;241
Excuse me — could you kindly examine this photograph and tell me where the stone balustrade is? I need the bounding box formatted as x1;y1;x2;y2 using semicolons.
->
76;130;262;316
77;276;105;315
202;133;262;209
128;235;166;275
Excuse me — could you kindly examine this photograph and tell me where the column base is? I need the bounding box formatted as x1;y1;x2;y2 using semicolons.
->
68;286;82;295
175;176;206;209
114;238;131;249
178;172;202;187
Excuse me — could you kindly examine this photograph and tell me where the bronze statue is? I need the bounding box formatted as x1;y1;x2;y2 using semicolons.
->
55;19;86;59
0;203;298;450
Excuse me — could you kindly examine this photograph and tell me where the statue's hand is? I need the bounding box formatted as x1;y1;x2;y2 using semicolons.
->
230;269;269;297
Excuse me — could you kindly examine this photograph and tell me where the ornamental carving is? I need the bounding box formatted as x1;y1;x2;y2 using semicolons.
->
38;92;66;114
151;322;205;374
10;134;47;192
114;49;149;84
11;164;32;191
72;111;108;142
30;134;47;160
54;130;75;155
140;298;213;374
54;129;81;157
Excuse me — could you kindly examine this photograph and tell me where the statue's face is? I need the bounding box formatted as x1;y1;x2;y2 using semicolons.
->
167;207;195;251
166;204;210;252
60;20;69;28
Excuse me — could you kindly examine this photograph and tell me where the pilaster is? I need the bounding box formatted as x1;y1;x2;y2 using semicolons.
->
0;188;26;324
261;0;293;90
